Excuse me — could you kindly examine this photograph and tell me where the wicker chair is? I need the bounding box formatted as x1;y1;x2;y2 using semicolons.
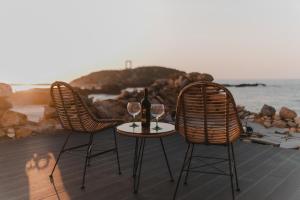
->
49;81;122;189
173;81;243;200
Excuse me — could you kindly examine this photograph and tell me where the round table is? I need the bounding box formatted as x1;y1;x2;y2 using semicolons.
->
116;122;175;193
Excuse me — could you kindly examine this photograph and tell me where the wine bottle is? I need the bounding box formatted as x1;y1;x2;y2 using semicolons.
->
141;88;151;128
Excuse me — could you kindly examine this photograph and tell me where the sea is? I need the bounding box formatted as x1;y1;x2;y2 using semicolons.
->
10;80;300;122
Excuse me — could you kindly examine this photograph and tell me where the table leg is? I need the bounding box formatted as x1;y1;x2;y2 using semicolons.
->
133;138;139;177
133;138;146;194
160;137;174;182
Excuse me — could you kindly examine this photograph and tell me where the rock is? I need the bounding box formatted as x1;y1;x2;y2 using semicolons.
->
272;120;287;128
246;114;256;122
187;72;214;82
199;73;214;82
0;129;5;137
153;79;170;86
0;110;27;127
99;84;122;94
43;106;57;120
37;119;62;133
0;97;12;111
94;99;129;120
0;83;13;97
16;127;33;138
263;120;272;128
6;128;15;138
287;121;297;128
236;105;245;113
274;114;281;121
254;117;264;124
279;107;297;120
295;117;300;126
174;76;186;88
260;104;276;117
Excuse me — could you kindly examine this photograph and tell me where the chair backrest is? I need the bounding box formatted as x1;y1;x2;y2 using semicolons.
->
50;81;98;132
175;81;243;144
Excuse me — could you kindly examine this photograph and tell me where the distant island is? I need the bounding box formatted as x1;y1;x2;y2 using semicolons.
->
223;83;266;87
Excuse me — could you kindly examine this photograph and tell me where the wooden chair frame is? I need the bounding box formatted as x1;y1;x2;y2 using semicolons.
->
173;81;243;200
48;81;122;190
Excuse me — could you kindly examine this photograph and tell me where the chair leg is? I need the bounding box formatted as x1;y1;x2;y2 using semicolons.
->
159;138;174;182
114;128;122;175
81;133;94;190
173;144;191;200
49;133;71;182
184;144;194;185
231;143;240;192
227;143;235;200
87;143;93;167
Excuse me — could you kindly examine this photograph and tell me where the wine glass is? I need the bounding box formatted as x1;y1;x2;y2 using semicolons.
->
151;104;165;130
127;102;141;127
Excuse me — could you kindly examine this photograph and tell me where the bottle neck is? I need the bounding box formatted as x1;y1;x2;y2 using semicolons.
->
144;88;148;98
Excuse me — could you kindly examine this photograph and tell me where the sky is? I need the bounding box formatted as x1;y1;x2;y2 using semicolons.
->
0;0;300;84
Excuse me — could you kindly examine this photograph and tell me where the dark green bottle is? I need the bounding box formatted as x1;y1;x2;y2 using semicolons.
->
141;88;151;128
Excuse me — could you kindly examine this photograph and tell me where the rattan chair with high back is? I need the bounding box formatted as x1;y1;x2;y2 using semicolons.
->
173;81;243;200
49;81;122;190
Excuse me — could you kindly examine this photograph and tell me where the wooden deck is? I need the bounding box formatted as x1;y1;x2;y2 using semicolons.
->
1;129;300;200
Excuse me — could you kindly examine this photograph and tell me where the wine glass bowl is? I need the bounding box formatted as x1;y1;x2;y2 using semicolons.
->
151;104;165;130
127;102;141;127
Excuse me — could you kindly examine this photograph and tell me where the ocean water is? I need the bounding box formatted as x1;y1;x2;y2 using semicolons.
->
11;84;50;92
217;79;300;114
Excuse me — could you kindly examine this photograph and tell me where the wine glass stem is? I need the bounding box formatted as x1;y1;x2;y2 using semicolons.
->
156;117;158;127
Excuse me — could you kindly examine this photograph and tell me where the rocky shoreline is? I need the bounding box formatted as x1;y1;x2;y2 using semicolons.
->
1;70;300;149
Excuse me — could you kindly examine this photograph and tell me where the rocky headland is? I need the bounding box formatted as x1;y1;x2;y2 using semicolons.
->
70;66;186;94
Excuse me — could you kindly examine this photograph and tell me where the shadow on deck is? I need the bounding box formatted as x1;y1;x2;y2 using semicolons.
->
1;129;300;200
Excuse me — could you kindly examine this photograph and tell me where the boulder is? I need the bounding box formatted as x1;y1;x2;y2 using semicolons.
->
0;110;27;127
295;117;300;126
263;120;272;128
16;127;33;138
0;83;13;97
0;129;5;137
187;72;214;82
174;76;186;88
236;105;245;113
279;107;297;120
287;121;297;128
246;114;256;122
274;114;281;121
260;104;276;117
0;97;12;111
272;120;287;128
94;99;129;120
176;73;214;89
254;117;264;124
199;73;214;82
37;119;62;133
6;128;15;138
